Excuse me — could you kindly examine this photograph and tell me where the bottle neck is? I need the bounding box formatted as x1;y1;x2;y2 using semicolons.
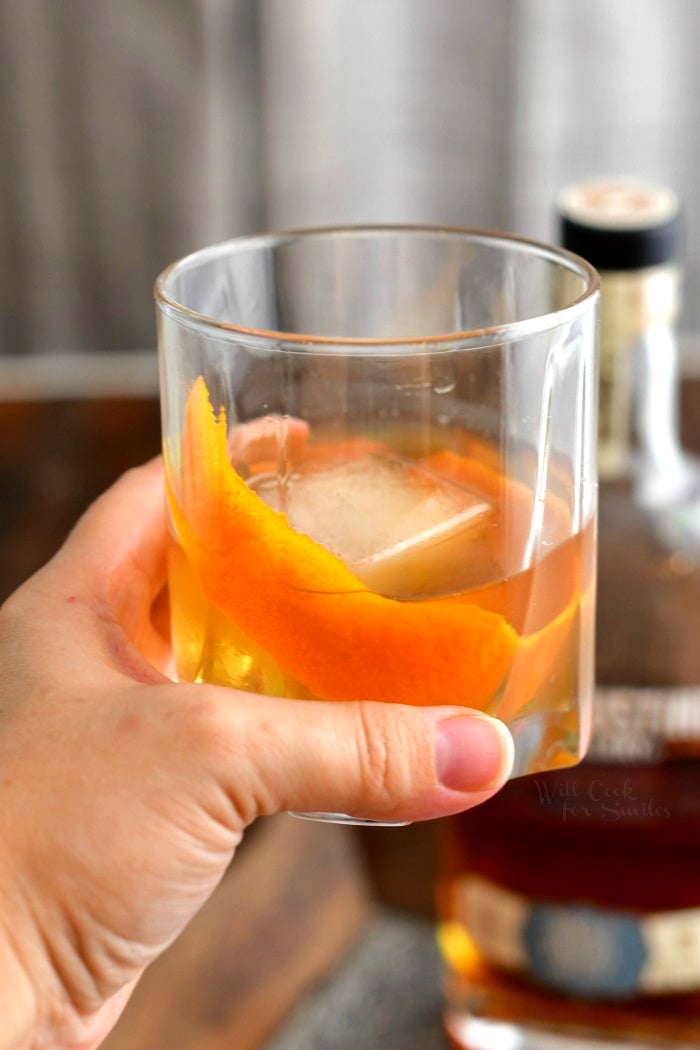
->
597;263;685;500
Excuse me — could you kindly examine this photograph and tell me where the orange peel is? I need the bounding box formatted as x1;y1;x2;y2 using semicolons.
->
421;447;586;722
496;590;579;723
167;377;519;708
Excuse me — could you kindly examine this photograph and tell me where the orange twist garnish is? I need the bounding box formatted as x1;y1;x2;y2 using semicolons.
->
168;377;519;708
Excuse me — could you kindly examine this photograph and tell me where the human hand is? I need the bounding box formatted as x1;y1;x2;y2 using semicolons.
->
0;460;513;1050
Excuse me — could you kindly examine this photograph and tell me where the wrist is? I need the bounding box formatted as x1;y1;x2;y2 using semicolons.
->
0;858;78;1050
0;871;130;1050
0;918;36;1050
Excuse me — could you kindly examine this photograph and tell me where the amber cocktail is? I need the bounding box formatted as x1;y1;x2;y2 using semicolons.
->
156;227;599;822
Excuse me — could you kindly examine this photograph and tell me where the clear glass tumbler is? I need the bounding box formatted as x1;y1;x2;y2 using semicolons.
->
155;226;599;825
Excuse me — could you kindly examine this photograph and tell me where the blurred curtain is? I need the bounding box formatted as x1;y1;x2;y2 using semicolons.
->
1;0;699;355
0;0;262;355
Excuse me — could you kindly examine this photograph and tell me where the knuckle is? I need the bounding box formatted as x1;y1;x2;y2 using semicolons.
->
174;687;246;770
353;703;414;810
169;687;271;824
177;687;225;753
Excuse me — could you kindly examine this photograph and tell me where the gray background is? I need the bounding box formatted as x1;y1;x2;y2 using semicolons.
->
1;0;699;356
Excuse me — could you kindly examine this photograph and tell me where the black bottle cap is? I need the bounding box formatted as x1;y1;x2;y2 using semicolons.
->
558;178;680;271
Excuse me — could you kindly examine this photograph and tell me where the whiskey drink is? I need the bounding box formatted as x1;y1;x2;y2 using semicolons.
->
166;377;595;767
156;226;599;822
439;180;700;1048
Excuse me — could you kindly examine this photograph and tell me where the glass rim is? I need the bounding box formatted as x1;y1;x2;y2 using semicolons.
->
154;224;600;350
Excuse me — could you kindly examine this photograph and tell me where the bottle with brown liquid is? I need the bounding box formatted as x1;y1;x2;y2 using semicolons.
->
438;178;700;1049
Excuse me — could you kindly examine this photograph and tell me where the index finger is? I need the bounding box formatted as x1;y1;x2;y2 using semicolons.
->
52;458;168;638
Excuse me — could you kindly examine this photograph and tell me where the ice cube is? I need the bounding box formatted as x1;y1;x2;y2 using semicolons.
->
252;451;496;599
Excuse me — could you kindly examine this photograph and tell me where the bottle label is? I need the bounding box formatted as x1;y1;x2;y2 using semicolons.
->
591;685;700;762
451;875;700;998
596;265;679;480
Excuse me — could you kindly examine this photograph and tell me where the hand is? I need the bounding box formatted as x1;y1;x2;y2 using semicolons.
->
0;460;513;1050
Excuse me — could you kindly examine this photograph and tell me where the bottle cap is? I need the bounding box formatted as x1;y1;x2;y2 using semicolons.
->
558;177;680;270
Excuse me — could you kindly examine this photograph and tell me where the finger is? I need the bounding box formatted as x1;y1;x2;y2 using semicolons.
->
51;458;168;636
177;687;514;825
4;460;172;681
228;416;309;474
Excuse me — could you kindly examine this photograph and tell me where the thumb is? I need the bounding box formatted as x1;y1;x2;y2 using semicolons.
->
183;687;514;825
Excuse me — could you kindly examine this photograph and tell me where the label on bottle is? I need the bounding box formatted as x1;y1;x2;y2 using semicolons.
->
451;874;700;998
591;685;700;762
597;266;679;480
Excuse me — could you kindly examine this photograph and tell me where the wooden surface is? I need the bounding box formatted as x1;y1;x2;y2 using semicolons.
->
102;816;373;1050
0;395;161;601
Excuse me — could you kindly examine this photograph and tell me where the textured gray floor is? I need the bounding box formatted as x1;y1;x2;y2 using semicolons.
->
266;909;452;1050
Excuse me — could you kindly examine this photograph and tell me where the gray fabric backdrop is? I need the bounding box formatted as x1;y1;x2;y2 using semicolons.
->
1;0;698;356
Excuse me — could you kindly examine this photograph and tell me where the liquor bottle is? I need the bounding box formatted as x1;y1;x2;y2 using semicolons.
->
438;178;700;1049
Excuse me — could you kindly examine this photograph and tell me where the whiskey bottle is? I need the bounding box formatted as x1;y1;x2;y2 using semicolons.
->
438;178;700;1049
